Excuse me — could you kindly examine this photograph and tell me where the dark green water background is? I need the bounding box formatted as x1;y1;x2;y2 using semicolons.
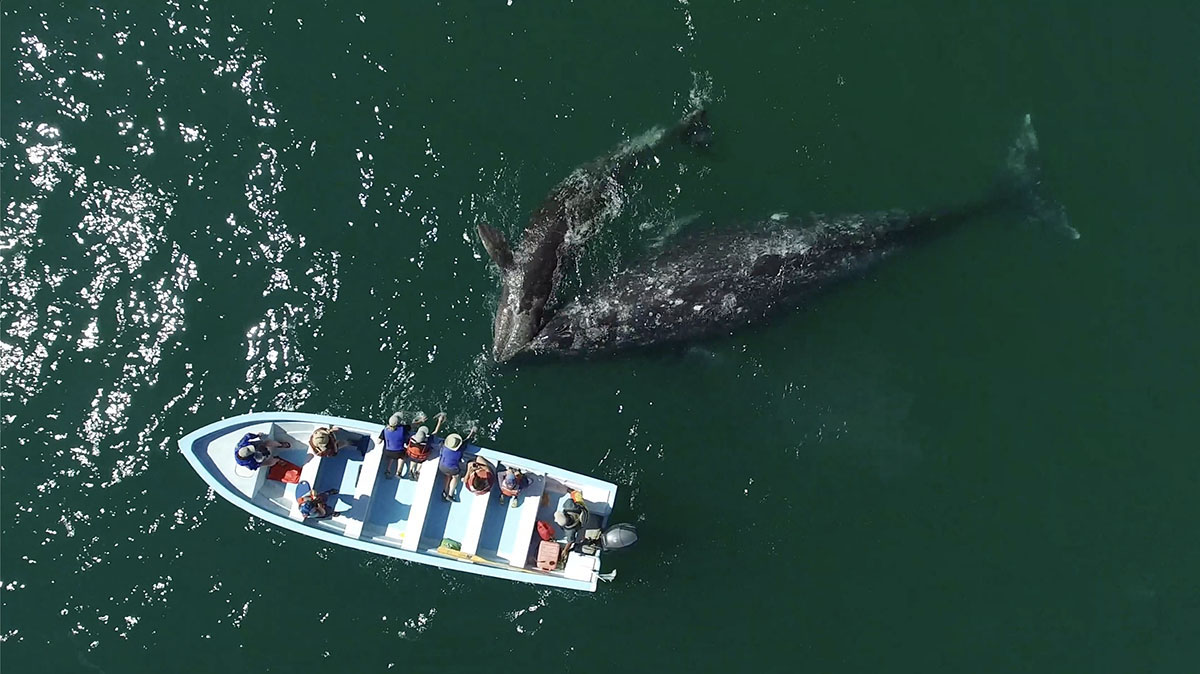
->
3;2;1198;672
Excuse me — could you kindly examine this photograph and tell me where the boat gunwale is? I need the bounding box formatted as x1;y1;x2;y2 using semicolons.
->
178;411;616;592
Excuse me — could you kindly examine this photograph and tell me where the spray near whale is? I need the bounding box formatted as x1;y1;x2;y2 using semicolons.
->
478;108;712;362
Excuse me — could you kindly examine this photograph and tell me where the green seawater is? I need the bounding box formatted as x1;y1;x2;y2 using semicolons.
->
3;2;1198;672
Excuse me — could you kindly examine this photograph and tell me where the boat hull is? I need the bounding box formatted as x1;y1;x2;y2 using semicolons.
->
178;411;618;591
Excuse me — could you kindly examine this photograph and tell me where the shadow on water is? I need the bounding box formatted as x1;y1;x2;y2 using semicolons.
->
363;470;411;526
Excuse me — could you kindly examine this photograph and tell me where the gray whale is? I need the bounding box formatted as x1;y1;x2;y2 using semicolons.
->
478;108;711;362
529;115;1073;358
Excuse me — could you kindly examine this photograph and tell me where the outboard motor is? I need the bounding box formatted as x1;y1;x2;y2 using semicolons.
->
599;522;638;551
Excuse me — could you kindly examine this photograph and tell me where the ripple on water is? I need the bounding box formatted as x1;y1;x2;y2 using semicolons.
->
0;4;310;657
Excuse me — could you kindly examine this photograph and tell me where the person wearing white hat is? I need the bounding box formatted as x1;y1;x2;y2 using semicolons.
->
234;431;289;470
378;412;425;479
554;504;584;545
402;412;445;480
308;425;350;458
438;431;468;501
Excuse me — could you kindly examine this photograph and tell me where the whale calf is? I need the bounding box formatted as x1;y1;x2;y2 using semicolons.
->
478;108;711;362
529;115;1073;358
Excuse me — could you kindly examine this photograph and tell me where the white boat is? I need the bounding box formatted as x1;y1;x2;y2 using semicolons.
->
178;411;634;591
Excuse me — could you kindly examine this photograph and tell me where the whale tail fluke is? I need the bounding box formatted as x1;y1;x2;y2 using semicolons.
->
1003;114;1079;240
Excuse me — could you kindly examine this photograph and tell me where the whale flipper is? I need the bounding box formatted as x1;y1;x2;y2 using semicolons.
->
477;222;515;272
1005;114;1079;240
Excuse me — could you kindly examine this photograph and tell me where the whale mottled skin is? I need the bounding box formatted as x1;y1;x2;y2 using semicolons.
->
529;115;1072;358
479;108;711;362
528;210;972;356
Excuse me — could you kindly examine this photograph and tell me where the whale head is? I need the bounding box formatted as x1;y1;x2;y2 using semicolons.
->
491;284;541;363
477;222;537;362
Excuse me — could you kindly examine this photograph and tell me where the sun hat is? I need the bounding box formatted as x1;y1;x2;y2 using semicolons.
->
411;426;429;444
237;446;255;458
468;469;491;491
388;413;402;428
444;433;463;450
554;511;569;527
311;428;331;447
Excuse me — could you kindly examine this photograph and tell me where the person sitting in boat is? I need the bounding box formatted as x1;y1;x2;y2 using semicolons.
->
308;426;349;458
234;432;289;470
402;412;444;479
298;488;340;520
438;432;468;502
497;468;530;508
378;413;424;479
464;456;495;495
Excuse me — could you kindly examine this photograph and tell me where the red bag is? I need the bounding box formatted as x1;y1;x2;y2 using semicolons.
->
536;520;555;542
267;460;302;484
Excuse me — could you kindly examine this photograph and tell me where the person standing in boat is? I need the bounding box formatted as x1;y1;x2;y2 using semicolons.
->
497;467;530;508
438;431;468;501
234;432;289;470
308;425;350;457
554;494;588;546
378;413;424;479
402;412;444;479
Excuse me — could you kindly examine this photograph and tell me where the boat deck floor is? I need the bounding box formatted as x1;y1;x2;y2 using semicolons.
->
248;428;609;572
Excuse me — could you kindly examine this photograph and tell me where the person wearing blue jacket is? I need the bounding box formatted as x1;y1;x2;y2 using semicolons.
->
233;432;289;470
378;413;423;479
438;433;467;501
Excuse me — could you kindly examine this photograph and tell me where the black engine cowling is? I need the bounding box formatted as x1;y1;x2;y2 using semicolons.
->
599;522;638;550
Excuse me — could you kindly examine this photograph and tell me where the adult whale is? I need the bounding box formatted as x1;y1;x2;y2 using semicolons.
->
478;108;712;362
529;115;1075;358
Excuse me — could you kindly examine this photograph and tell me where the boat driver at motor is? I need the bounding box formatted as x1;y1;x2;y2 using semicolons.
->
554;494;588;547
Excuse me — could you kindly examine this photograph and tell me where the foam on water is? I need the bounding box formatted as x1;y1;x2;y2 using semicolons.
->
0;4;323;656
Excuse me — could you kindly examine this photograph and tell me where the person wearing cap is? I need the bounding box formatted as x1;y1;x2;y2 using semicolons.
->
438;432;467;501
308;425;350;458
402;412;444;480
298;488;341;519
464;456;495;495
378;413;423;479
233;432;289;470
554;503;585;545
497;467;530;508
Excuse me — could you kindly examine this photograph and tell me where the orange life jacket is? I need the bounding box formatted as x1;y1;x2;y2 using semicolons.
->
500;472;526;497
405;439;431;461
466;467;493;494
